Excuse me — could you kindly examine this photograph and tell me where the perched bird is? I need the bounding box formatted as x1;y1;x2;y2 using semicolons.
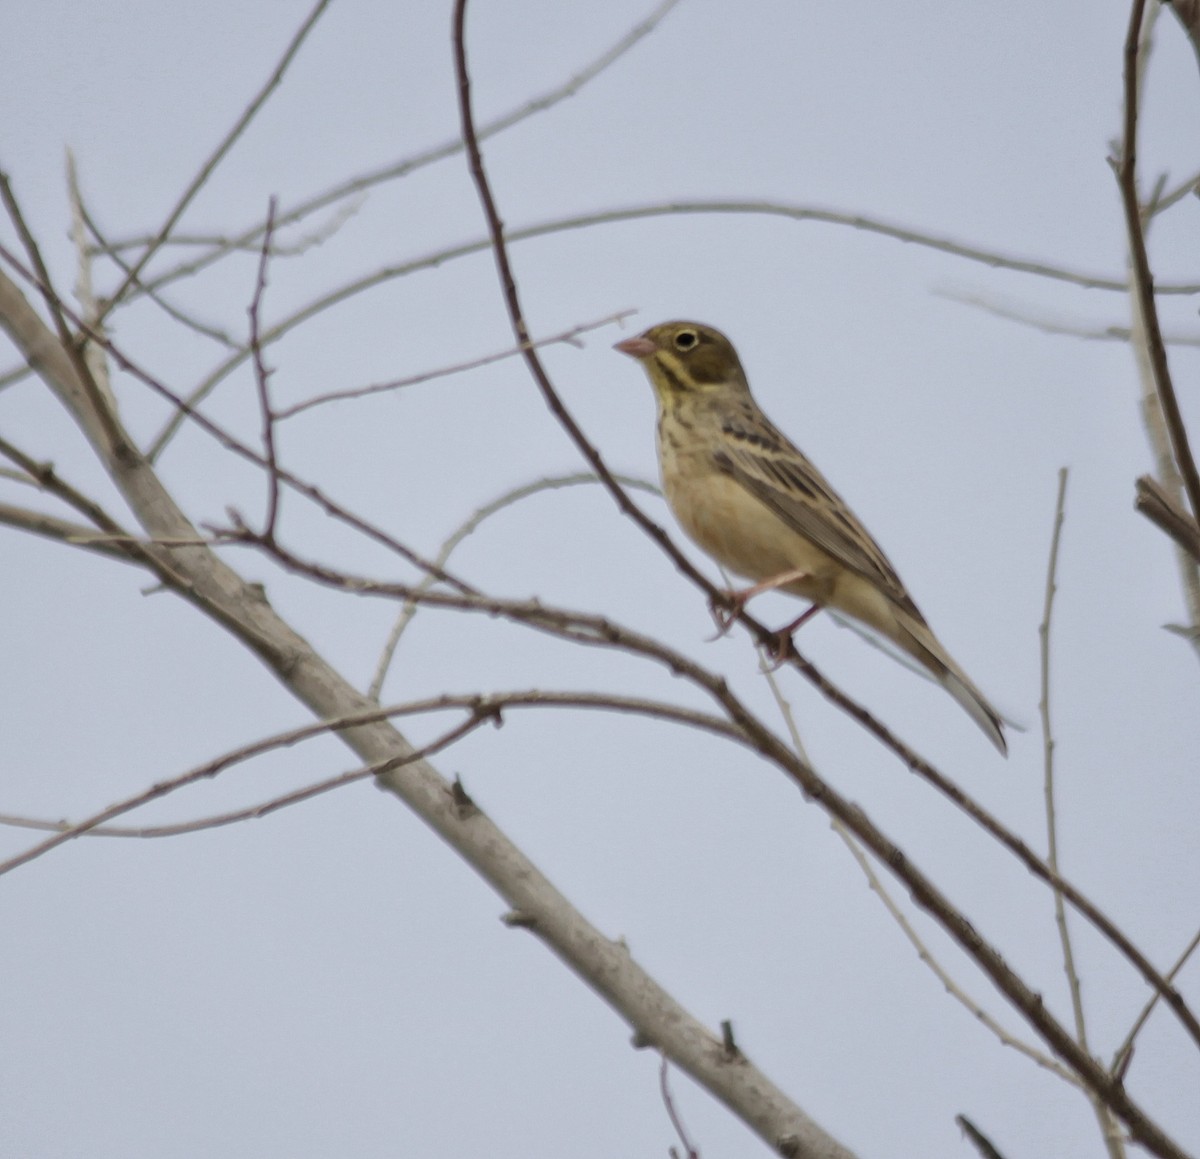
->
615;320;1006;754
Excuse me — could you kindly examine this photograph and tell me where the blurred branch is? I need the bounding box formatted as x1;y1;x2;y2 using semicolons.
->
1164;0;1200;66
1135;475;1200;562
938;286;1200;346
66;151;118;412
0;502;137;563
955;1116;1008;1159
1145;165;1200;218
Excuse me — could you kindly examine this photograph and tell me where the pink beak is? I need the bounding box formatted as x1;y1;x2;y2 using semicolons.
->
614;336;657;359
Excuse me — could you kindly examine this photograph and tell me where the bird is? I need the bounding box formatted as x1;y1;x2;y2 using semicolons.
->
615;320;1006;755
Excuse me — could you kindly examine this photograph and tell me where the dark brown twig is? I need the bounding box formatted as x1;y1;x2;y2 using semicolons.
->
1115;0;1200;525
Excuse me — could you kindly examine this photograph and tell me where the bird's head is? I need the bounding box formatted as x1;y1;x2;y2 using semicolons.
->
615;321;748;401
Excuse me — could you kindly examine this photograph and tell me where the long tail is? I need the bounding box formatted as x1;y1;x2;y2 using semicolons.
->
894;614;1007;755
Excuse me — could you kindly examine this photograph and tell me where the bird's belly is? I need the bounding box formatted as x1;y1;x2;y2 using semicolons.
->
663;468;836;601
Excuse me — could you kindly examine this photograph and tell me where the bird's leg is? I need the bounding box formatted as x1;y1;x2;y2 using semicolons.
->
762;603;822;669
709;566;813;638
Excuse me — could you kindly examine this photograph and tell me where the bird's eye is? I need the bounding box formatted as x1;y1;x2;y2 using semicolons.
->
673;329;698;351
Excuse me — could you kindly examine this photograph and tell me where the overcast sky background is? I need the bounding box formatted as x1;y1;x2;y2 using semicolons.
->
2;2;1199;1156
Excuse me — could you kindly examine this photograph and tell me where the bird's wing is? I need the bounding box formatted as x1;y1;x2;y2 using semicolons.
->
713;407;924;621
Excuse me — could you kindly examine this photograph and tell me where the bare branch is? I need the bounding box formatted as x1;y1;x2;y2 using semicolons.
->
1039;473;1125;1157
938;286;1200;346
66;150;117;413
0;690;743;841
249;198;281;539
660;1057;701;1159
0;501;138;564
1112;924;1200;1077
368;470;660;700
1135;474;1200;562
93;0;332;324
146;194;1200;459
762;664;1078;1087
234;469;1200;1153
277;309;635;420
1115;0;1200;527
131;0;683;302
0;710;488;878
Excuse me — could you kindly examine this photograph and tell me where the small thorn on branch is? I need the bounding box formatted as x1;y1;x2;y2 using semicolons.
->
450;775;477;818
500;909;537;930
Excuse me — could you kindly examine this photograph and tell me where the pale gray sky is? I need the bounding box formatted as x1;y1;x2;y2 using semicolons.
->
2;2;1198;1157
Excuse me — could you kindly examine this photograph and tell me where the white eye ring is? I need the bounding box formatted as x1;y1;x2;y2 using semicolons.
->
674;330;698;350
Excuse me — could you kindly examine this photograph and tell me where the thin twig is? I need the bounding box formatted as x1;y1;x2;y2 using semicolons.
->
1038;472;1125;1157
938;286;1200;346
0;690;742;843
1112;924;1200;1077
146;191;1200;460
80;196;241;349
277;309;634;420
249;197;281;538
761;664;1078;1087
93;0;332;324
128;0;683;304
0;710;488;878
368;470;659;700
0;243;477;595
659;1056;701;1159
0;172;125;455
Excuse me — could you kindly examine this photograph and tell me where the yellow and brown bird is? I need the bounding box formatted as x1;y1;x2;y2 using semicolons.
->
616;320;1006;754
